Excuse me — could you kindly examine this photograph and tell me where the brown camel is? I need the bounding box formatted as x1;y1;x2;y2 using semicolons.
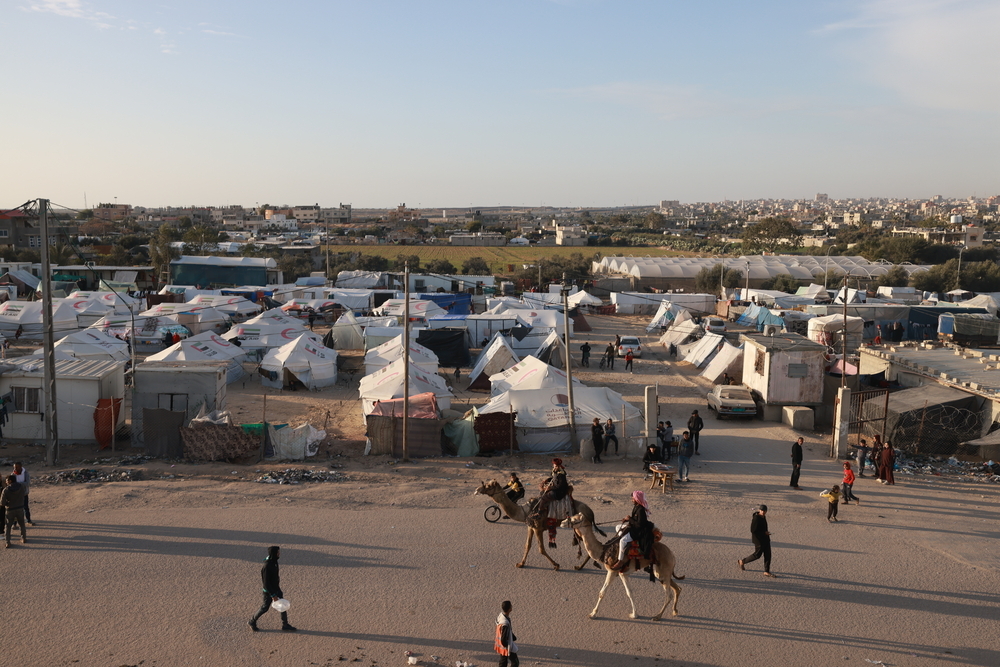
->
569;512;683;620
475;479;601;571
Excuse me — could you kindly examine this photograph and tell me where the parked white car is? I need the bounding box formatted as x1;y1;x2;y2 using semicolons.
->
706;385;757;418
703;318;726;334
617;336;642;358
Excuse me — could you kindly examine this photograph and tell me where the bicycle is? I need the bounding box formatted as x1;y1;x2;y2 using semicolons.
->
484;504;502;522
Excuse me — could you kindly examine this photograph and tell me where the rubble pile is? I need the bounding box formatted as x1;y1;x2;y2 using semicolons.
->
253;468;347;484
894;453;1000;483
36;468;144;485
81;455;154;466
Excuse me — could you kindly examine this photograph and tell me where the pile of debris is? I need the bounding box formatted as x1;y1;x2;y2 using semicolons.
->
893;452;1000;483
80;455;154;466
253;468;347;484
36;468;144;485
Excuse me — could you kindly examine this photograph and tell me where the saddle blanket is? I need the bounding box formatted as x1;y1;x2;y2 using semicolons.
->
547;496;574;520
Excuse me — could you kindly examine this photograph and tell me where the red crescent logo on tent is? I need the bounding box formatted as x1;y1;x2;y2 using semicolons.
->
211;334;230;347
281;328;296;339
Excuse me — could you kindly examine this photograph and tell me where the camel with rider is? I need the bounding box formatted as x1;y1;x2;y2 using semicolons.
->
475;479;602;570
569;511;683;620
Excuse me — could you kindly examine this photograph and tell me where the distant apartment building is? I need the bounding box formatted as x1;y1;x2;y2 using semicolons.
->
555;224;588;246
449;233;507;246
816;193;829;202
92;204;132;221
292;205;321;222
320;204;352;224
211;205;247;223
0;208;76;251
890;224;983;249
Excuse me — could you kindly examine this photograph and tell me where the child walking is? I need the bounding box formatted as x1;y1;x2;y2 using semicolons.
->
820;485;841;522
494;600;518;667
841;462;859;504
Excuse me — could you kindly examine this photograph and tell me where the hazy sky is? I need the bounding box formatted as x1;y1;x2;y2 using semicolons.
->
3;0;998;209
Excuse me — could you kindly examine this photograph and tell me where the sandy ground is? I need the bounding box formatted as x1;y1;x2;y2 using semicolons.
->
2;314;1000;666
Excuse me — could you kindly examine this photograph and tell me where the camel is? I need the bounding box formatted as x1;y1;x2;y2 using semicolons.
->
569;512;683;620
475;479;602;571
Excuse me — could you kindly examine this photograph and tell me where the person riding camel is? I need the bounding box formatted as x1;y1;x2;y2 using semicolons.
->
528;459;573;547
611;490;656;571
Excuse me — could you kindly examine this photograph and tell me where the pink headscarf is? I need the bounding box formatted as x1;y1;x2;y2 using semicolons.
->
632;490;649;510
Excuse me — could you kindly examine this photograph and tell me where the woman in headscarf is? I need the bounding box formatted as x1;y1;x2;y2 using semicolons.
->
879;442;896;485
591;418;604;464
614;490;655;570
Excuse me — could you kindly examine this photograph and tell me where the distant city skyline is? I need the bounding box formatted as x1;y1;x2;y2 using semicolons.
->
3;1;997;209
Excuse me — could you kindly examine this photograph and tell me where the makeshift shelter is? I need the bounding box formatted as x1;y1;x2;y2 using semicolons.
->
465;313;524;342
0;357;126;444
140;303;229;335
131;361;228;456
145;331;248;383
478;386;642;453
741;333;826;407
957;294;1000;316
187;294;261;320
659;320;700;348
938;313;1000;346
365;392;442;457
0;300;79;341
420;292;472;315
700;342;744;383
533;330;575;369
681;332;724;368
468;333;520;391
646;301;690;332
358;357;453;415
376;298;447;320
39;328;130;362
221;320;321;354
325;311;365;350
488;354;582;397
329;288;375;311
364;335;439;375
259;336;338;390
336;270;389;289
874;384;981;455
807;314;865;352
417;328;471;368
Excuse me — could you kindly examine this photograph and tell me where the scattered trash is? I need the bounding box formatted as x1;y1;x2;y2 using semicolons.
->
408;658;418;665
864;660;885;665
887;452;1000;484
253;468;347;484
37;468;144;485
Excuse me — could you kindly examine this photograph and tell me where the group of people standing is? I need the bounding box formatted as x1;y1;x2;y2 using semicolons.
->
853;435;896;485
590;417;619;463
0;462;32;548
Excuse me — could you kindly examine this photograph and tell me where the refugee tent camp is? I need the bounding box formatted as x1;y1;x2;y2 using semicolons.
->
35;328;130;362
145;331;248;383
0;300;79;341
478;386;642;453
259;336;338;390
221;320;320;354
468;333;520;391
364;335;439;375
646;301;691;332
700;341;744;383
488;354;582;397
187;294;262;320
140;303;229;335
358;357;453;415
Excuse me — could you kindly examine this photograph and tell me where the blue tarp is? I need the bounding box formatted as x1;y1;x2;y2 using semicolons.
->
295;276;327;286
419;292;472;315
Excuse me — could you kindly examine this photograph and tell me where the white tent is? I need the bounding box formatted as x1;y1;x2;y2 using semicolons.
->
468;333;520;391
187;294;261;320
358;357;453;415
282;299;339;318
682;332;725;368
327;311;365;350
146;331;248;383
521;292;563;308
0;300;79;341
35;328;130;361
68;290;142;313
364;335;439;376
659;320;700;348
488;354;582;397
364;326;423;351
66;298;115;328
376;298;447;319
330;288;375;311
646;301;691;332
808;314;865;351
90;313;188;343
700;342;744;383
259;336;338;390
245;308;308;329
958;294;1000;316
478;386;642;454
222;320;321;352
567;290;603;307
140;303;229;335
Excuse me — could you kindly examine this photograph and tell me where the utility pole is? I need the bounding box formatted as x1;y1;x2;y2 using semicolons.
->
39;199;60;465
841;274;849;390
402;262;410;462
561;276;579;453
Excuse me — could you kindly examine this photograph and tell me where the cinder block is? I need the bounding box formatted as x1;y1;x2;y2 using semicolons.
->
782;406;815;431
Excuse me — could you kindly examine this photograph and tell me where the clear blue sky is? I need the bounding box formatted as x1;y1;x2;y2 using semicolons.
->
3;0;997;209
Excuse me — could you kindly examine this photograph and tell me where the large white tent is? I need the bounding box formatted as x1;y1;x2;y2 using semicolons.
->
358;357;453;415
488;355;582;397
478;386;642;453
567;290;603;307
68;290;143;313
90;313;188;343
465;313;523;343
35;328;130;361
222;320;321;353
140;303;229;335
0;300;79;341
468;333;520;391
245;308;308;329
330;288;375;311
646;301;691;332
327;311;365;350
364;335;439;376
376;298;447;320
700;342;744;383
65;298;115;328
259;336;338;390
145;331;248;383
187;294;261;320
681;332;725;368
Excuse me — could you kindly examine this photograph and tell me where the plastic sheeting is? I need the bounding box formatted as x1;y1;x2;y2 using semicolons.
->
266;423;325;460
700;342;744;383
468;333;520;391
358;357;453;414
645;301;690;332
443;415;479;457
682;332;724;368
659;320;700;347
417;329;471;368
420;292;472;315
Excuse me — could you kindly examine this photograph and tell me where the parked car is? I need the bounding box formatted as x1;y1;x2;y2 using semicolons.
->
706;385;757;418
703;318;727;333
617;336;642;358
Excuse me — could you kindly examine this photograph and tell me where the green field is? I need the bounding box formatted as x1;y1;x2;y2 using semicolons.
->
336;244;687;273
